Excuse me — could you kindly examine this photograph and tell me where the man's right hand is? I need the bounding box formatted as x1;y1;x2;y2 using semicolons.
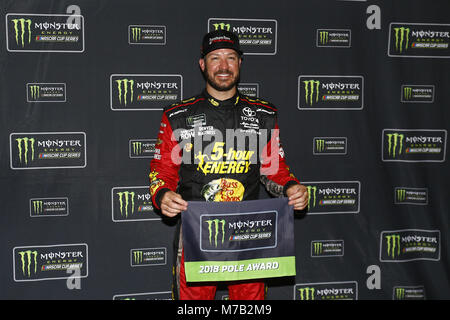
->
160;191;188;217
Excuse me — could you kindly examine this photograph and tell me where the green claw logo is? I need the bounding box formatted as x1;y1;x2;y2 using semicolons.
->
32;200;43;214
133;142;142;155
131;27;141;41
385;234;401;259
117;191;135;218
298;287;315;300
319;31;329;44
316;139;325;152
213;23;231;31
303;80;320;106
115;79;134;106
313;242;323;255
306;186;317;208
29;85;40;100
133;250;143;264
394;27;410;53
205;219;225;247
396;189;406;202
11;18;32;47
18;250;38;277
403;87;412;100
16;137;35;165
386;133;404;158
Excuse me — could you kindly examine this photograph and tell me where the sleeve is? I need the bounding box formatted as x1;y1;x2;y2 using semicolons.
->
260;122;300;197
149;112;181;210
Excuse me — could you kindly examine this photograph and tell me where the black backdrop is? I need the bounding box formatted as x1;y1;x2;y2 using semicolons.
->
1;0;449;300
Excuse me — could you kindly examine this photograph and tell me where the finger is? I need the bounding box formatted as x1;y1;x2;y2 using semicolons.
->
171;193;188;208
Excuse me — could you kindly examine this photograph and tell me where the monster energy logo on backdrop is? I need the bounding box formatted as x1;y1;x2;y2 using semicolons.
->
386;133;404;158
319;31;329;44
131;27;141;41
15;137;35;164
117;191;135;217
132;142;142;155
213;23;231;31
385;234;401;259
11;18;32;47
403;87;412;100
32;200;43;214
29;85;40;99
397;189;406;202
205;219;225;247
115;79;134;106
395;288;405;300
298;287;315;300
316;139;325;152
133;250;143;264
18;250;38;277
306;186;317;208
303;80;320;106
313;242;323;255
394;27;410;53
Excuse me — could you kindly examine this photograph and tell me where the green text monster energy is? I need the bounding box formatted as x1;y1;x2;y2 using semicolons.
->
116;79;134;106
18;250;38;277
117;191;135;217
16;137;35;164
303;80;320;106
385;234;401;259
394;27;410;53
12;18;32;47
205;219;225;247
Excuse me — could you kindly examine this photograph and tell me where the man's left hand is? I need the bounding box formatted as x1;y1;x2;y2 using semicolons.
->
286;184;308;211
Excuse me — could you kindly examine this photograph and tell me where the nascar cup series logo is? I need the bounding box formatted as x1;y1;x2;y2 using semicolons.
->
388;22;450;58
382;129;447;162
110;74;182;111
298;76;364;110
379;230;440;262
13;243;88;282
6;13;85;52
112;186;160;222
10;132;86;170
208;18;278;55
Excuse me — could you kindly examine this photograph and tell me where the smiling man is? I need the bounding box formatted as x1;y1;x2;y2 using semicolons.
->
149;29;308;300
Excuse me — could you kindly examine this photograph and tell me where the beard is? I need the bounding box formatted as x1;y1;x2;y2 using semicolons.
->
203;66;240;92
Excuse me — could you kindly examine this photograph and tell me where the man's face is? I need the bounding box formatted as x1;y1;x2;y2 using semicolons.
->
199;48;242;92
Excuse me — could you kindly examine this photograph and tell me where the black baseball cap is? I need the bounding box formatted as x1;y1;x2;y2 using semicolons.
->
201;29;243;57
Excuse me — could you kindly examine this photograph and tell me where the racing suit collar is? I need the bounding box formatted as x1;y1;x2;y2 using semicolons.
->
202;89;240;108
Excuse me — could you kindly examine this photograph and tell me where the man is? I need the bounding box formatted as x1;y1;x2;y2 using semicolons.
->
149;29;308;300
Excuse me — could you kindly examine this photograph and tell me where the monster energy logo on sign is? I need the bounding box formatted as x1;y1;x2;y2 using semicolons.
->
401;85;434;103
298;75;364;110
303;181;360;215
382;129;447;162
131;248;167;267
26;83;66;102
10;132;86;169
311;240;344;257
380;229;441;262
313;137;347;155
388;22;450;58
393;286;426;300
394;187;428;205
13;243;88;282
6;13;85;52
110;74;182;111
316;29;351;48
208;18;278;55
29;197;69;217
294;282;358;300
128;25;166;45
205;219;226;247
112;186;160;222
129;139;156;158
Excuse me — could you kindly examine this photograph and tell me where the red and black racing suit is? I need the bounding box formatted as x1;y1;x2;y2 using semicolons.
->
149;90;300;300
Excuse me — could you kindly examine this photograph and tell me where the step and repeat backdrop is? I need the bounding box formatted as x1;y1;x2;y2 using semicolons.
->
1;0;449;300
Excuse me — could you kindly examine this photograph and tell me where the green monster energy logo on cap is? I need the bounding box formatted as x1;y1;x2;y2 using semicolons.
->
133;250;143;264
213;23;231;31
306;186;317;208
133;142;142;155
131;27;141;41
303;80;320;106
18;250;38;277
30;85;40;100
205;219;225;247
403;87;412;100
298;287;315;300
117;191;135;218
319;31;329;44
11;18;32;47
385;234;401;259
115;79;134;106
33;200;43;214
316;139;325;152
386;133;404;158
397;189;406;202
396;288;406;300
16;137;35;164
394;27;410;53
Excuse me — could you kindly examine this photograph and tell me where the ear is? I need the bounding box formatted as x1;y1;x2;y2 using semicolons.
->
199;58;205;72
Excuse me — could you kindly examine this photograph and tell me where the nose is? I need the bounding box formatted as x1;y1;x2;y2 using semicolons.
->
218;56;229;70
